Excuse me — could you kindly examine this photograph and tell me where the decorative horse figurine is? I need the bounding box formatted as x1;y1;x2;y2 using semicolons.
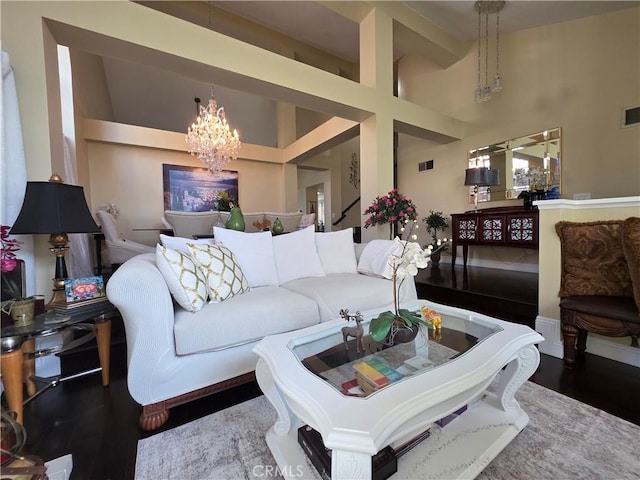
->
340;308;364;353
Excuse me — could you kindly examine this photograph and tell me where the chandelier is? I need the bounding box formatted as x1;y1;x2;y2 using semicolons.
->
474;1;505;103
186;94;241;172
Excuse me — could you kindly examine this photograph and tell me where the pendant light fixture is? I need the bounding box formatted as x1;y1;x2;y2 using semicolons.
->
185;91;241;173
474;1;506;103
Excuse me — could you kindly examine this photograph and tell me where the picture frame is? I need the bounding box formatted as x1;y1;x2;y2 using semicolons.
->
64;276;106;303
163;164;239;212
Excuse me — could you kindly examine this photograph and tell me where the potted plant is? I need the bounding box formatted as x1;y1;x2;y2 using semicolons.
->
0;226;36;326
422;210;450;266
368;220;434;344
363;189;418;239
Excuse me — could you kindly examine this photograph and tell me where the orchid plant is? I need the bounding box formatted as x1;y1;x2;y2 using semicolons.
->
1;225;24;302
369;219;433;343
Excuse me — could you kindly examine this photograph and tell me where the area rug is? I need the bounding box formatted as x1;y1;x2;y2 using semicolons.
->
135;381;640;479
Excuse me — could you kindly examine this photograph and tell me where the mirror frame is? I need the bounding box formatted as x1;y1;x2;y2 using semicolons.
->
468;127;561;203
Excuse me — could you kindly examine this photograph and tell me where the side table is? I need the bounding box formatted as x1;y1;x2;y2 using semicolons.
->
0;304;116;424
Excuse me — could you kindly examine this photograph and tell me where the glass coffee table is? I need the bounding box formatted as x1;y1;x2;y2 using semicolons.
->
254;300;544;480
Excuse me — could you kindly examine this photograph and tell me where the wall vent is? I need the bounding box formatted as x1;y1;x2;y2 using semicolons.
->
418;160;434;172
623;105;640;127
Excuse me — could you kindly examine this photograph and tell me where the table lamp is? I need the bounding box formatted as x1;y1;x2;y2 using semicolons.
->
10;174;99;307
464;167;500;210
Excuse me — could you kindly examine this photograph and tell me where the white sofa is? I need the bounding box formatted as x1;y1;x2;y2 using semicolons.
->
106;226;417;430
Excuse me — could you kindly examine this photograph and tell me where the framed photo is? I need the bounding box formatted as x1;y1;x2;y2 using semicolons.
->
163;164;239;212
64;276;106;303
0;259;25;300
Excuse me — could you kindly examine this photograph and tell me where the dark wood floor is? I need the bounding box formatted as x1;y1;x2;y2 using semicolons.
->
5;265;640;479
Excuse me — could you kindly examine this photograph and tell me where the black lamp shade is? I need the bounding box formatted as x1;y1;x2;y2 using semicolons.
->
464;167;491;186
10;181;99;235
488;168;500;186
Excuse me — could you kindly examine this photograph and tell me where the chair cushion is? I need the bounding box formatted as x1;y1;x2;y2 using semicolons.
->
187;243;249;303
555;220;633;297
560;295;640;324
173;286;320;354
96;210;120;240
155;244;208;312
622;217;640;310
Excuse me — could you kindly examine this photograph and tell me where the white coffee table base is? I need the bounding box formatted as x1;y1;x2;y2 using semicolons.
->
265;390;528;480
255;302;543;480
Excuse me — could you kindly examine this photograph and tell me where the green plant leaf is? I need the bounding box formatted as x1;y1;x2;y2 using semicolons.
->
369;310;396;342
398;309;431;328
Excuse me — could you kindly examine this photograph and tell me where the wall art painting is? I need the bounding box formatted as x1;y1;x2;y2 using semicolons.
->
163;164;239;212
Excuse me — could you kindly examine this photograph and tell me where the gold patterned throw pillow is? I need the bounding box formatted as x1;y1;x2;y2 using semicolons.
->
187;243;250;302
555;220;633;298
155;244;208;312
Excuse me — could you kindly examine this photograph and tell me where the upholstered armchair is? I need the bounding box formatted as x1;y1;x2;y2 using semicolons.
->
95;210;155;269
556;218;640;367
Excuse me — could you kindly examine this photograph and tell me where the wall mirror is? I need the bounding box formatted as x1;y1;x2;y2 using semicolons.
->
468;127;561;202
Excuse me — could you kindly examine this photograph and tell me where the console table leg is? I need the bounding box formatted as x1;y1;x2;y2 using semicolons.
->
95;319;111;386
1;348;24;424
332;449;371;480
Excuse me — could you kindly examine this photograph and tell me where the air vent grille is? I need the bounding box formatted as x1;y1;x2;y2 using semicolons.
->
623;106;639;127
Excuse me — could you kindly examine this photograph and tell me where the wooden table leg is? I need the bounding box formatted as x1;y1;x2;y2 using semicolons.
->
22;339;36;397
1;348;24;424
95;319;111;386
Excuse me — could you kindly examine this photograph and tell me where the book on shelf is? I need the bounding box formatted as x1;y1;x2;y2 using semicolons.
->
297;425;397;480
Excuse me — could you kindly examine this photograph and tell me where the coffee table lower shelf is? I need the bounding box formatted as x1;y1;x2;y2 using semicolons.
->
266;391;528;480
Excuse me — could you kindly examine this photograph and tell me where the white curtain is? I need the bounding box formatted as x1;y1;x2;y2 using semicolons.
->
63;136;94;278
1;51;34;296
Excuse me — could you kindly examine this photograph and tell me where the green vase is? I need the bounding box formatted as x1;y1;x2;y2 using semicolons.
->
272;217;284;234
225;207;245;231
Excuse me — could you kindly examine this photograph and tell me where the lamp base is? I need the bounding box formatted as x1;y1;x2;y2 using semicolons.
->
45;288;67;310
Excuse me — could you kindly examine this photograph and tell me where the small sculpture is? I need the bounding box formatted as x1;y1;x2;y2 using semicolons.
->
340;308;364;353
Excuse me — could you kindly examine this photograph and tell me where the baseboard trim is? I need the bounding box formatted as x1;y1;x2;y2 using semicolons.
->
536;316;640;367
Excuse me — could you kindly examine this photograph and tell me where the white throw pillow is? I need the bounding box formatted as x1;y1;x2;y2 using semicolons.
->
357;239;402;279
160;233;215;253
213;227;279;287
315;228;357;274
155;244;208;312
272;225;326;284
187;243;249;303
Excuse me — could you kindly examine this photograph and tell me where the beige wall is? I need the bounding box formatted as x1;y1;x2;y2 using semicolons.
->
397;7;640;265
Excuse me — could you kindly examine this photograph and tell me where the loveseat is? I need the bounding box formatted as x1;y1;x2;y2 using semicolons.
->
106;226;416;430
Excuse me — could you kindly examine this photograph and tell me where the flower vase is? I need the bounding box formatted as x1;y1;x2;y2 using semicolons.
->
430;250;441;266
385;321;419;345
272;217;284;235
225;207;245;232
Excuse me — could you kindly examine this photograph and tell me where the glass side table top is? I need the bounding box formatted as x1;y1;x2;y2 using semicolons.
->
289;304;502;398
1;303;116;351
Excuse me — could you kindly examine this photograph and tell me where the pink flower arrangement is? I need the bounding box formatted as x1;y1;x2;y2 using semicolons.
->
1;225;22;273
363;189;418;229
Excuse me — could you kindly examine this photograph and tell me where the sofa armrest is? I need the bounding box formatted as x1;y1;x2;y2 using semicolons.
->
106;253;177;404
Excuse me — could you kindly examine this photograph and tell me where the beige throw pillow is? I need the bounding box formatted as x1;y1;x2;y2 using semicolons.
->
188;243;250;302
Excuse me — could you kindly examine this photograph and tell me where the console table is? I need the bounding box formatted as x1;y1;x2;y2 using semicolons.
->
451;206;539;268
